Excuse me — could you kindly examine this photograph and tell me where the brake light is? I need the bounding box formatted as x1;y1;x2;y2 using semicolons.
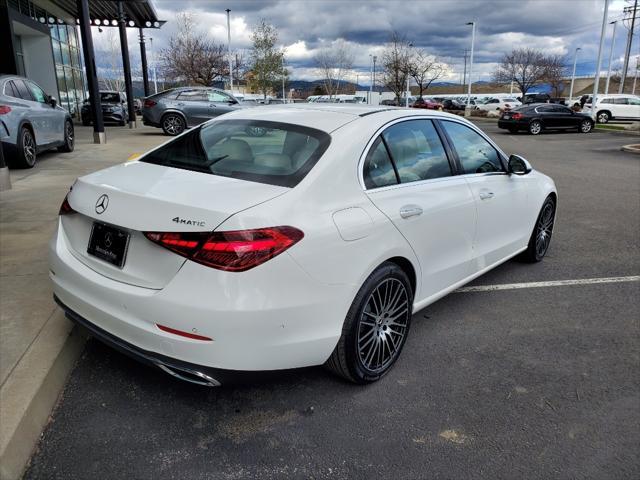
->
511;112;523;120
144;226;304;272
143;99;157;108
59;194;76;215
0;105;11;115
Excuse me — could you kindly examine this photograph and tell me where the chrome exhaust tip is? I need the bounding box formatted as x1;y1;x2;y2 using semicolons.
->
156;362;221;387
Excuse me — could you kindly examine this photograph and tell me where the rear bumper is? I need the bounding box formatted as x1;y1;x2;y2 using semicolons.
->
49;219;353;372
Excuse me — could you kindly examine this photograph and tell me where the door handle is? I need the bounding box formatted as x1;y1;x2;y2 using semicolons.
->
479;191;494;200
399;205;423;219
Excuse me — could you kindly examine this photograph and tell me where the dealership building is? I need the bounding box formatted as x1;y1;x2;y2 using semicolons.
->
1;0;163;142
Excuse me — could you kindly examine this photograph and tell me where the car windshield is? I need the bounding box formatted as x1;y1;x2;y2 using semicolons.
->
100;92;121;103
141;120;331;188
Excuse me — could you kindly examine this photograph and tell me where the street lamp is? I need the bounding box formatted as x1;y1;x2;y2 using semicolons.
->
226;9;233;92
569;47;581;101
605;20;617;95
465;21;476;114
591;0;610;118
406;42;413;107
373;55;377;94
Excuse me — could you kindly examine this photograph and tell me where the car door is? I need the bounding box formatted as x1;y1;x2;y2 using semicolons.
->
438;119;531;270
625;97;640;119
552;105;577;128
613;97;637;119
363;119;477;300
207;90;237;117
26;80;64;143
11;79;48;144
535;105;558;128
175;91;210;126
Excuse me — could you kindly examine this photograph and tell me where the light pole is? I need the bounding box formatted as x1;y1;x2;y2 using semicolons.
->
373;55;377;94
406;42;413;107
226;9;233;92
465;21;476;114
281;53;286;102
591;0;610;118
569;47;581;101
605;20;617;95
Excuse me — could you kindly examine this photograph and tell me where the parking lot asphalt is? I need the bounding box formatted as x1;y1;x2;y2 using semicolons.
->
24;124;639;479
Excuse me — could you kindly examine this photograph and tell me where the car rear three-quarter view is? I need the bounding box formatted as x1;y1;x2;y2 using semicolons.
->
50;104;557;387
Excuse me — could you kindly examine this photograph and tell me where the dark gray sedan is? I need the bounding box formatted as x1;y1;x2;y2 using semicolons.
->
142;87;245;135
0;75;74;168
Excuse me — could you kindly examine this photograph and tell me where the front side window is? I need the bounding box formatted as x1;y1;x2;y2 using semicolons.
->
440;121;503;175
363;137;397;189
27;82;46;103
208;91;234;103
601;98;614;104
382;120;451;183
141;120;330;188
614;98;629;105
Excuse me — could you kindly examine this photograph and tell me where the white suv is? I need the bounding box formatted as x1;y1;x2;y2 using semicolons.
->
586;94;640;123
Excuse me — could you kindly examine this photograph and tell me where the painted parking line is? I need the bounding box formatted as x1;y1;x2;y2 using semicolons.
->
455;275;640;293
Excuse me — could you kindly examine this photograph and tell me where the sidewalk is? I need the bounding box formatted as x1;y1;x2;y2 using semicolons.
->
0;124;167;479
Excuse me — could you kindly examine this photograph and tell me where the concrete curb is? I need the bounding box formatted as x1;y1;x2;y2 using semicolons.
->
621;144;640;154
0;310;85;480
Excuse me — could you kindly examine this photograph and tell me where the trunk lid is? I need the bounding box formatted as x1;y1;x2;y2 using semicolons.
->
62;161;289;289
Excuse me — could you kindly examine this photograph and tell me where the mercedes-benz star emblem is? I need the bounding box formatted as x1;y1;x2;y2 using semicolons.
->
104;232;113;248
95;194;109;214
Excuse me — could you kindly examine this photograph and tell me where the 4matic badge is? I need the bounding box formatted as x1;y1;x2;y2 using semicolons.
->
172;217;205;227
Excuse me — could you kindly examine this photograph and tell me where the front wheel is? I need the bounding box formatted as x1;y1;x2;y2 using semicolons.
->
326;262;413;384
528;120;542;135
520;196;556;263
579;119;593;133
58;120;74;152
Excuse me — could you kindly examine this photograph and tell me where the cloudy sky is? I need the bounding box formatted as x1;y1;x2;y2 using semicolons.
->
97;0;638;85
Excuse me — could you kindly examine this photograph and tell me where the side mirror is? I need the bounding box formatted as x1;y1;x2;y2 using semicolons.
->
47;95;57;108
508;154;532;175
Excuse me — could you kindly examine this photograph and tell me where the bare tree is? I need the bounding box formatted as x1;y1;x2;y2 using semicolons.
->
159;12;228;86
314;40;354;99
409;49;447;98
493;48;549;97
99;29;124;92
248;19;283;99
542;54;567;97
382;32;412;104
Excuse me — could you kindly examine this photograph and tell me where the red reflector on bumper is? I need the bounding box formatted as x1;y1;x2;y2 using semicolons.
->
156;324;213;341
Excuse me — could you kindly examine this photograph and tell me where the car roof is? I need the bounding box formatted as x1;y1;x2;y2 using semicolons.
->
209;103;468;133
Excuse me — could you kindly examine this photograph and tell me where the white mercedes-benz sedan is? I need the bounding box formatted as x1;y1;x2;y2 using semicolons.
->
50;104;557;386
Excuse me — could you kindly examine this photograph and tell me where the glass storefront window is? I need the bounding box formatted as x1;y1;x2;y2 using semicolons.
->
57;24;67;43
52;39;62;65
49;24;59;40
60;42;70;65
70;47;80;68
68;27;78;48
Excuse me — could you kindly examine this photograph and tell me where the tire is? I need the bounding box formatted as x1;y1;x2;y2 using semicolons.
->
528;120;542;135
58;120;74;152
326;262;413;384
161;113;186;136
508;127;518;134
579;119;593;133
596;111;610;124
11;127;37;168
519;196;556;263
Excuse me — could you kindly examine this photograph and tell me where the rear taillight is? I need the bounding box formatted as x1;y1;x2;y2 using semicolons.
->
59;194;76;215
511;112;523;120
143;99;157;108
144;226;304;272
0;105;11;115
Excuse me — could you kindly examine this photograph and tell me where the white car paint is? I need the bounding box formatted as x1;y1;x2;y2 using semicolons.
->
475;97;522;112
586;94;640;122
49;104;557;384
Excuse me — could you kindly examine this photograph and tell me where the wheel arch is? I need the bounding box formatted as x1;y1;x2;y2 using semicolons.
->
382;256;417;300
17;120;35;143
161;109;187;122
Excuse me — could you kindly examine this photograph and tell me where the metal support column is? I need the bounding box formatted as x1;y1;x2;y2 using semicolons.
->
139;28;150;97
76;0;105;143
118;1;137;128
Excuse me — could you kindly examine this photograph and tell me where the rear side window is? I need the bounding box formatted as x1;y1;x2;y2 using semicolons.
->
12;80;33;100
176;91;207;102
363;137;397;189
382;120;451;183
614;98;629;105
4;81;18;98
440;121;503;175
141;120;331;188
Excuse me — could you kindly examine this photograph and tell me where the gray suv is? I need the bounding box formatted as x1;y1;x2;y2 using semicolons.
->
0;75;74;168
142;87;244;135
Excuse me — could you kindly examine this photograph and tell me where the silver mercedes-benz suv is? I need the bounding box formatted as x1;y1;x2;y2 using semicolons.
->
141;87;245;136
0;75;74;168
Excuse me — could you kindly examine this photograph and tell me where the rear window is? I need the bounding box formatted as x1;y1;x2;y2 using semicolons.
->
141;120;331;188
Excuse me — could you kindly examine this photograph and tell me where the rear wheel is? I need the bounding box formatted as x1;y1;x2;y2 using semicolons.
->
58;120;74;152
161;113;186;136
11;127;37;168
528;120;542;135
326;262;413;384
596;110;610;123
579;119;593;133
520;196;556;263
